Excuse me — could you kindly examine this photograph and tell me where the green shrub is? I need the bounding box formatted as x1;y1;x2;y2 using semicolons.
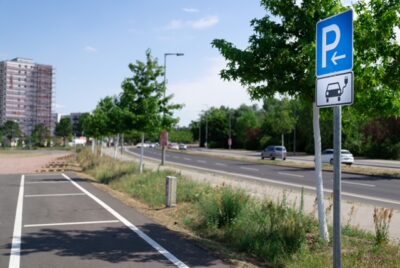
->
197;186;249;229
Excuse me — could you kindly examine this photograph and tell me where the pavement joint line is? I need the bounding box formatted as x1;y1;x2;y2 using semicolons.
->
24;220;120;228
278;172;305;178
61;173;189;268
129;150;400;207
9;175;24;268
24;193;86;198
25;181;69;184
342;181;376;187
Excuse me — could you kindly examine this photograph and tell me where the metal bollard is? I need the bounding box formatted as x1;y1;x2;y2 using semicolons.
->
166;176;177;207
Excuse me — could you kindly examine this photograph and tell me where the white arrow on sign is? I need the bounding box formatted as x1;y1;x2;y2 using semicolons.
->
331;51;346;65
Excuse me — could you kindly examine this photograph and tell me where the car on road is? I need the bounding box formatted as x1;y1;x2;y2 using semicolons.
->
168;143;179;150
321;149;354;166
178;143;187;150
261;145;287;160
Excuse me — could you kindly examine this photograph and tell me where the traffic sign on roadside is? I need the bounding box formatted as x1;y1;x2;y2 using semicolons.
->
316;9;353;78
316;71;353;107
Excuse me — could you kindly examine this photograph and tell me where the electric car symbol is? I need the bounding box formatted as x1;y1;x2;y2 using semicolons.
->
325;76;348;103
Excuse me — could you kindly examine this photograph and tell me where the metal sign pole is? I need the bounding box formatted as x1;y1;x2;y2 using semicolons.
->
333;106;342;268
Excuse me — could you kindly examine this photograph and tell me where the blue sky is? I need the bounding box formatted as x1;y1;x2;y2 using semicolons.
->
0;0;267;126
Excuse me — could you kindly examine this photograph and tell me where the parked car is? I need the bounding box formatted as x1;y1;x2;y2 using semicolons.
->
178;143;187;150
321;149;354;165
261;145;287;160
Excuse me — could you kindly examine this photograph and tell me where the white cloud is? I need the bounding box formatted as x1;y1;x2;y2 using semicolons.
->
182;8;199;13
191;16;219;29
166;19;185;30
84;46;98;53
165;16;219;30
169;57;261;126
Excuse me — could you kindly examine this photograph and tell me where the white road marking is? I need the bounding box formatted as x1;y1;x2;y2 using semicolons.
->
61;173;189;268
128;150;400;206
278;172;305;178
173;156;180;159
342;181;375;187
25;193;86;198
196;160;206;163
240;167;259;171
183;158;191;161
215;163;226;166
25;181;69;184
9;175;24;268
24;220;119;228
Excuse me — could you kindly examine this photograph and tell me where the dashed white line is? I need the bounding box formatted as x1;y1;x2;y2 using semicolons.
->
183;158;191;161
240;167;259;171
342;181;375;187
24;220;119;228
215;163;226;166
196;160;206;163
61;173;189;268
9;175;24;268
24;193;85;198
278;172;305;178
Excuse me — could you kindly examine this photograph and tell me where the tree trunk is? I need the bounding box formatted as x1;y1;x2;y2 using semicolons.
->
120;134;124;155
99;139;103;157
113;134;119;159
91;138;95;154
313;102;329;242
139;133;144;173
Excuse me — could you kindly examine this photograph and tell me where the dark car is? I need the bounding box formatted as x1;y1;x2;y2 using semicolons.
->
261;145;287;160
325;82;342;102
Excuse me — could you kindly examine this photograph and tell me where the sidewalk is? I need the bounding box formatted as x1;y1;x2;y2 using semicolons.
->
105;148;400;243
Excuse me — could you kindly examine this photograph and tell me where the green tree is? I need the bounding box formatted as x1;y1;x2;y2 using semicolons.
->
55;117;72;146
31;124;50;147
212;0;400;243
1;120;21;146
119;49;182;171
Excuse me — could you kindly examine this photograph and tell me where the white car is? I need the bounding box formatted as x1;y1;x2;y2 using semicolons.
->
168;143;179;150
321;149;354;166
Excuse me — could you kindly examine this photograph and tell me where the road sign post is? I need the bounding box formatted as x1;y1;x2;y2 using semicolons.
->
316;9;354;268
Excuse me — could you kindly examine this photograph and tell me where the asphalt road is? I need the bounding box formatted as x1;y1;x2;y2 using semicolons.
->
128;148;400;209
1;173;230;268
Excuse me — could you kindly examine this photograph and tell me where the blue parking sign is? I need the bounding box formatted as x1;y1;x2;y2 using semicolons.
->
316;10;353;77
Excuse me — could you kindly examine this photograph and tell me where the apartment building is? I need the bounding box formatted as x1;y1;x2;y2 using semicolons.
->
0;58;54;135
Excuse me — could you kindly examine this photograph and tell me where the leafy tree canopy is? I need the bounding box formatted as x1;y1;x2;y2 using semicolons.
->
212;0;400;117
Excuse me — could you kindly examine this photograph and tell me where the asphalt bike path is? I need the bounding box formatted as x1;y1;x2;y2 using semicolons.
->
1;173;230;268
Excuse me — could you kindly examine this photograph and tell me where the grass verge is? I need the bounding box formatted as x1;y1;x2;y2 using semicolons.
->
77;149;400;267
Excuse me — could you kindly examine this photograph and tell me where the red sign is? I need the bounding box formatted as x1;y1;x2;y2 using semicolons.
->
160;131;169;146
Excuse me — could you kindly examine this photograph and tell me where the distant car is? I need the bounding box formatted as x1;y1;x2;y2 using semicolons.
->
168;143;179;150
178;143;187;150
261;145;287;160
136;142;150;148
321;149;354;166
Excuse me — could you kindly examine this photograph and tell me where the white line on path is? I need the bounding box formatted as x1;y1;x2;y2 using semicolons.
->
24;193;86;198
240;167;259;172
183;158;191;161
24;220;119;228
61;173;189;268
342;181;375;187
25;181;69;184
278;172;305;178
9;175;24;268
215;163;226;166
196;160;206;163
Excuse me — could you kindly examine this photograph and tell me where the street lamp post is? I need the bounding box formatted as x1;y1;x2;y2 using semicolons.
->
161;52;184;165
